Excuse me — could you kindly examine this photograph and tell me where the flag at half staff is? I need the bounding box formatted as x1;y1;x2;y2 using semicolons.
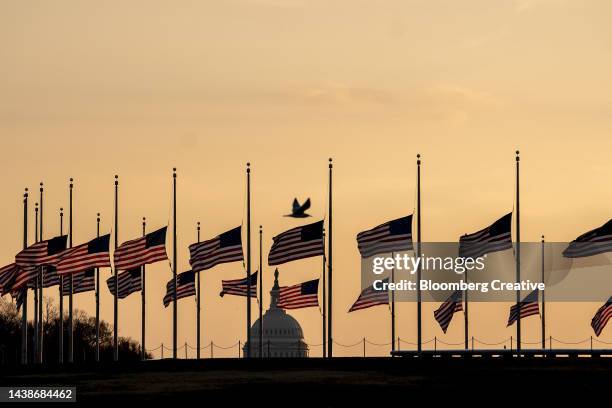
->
268;220;324;266
357;215;413;258
278;279;319;310
507;289;539;327
0;263;18;296
57;234;111;275
10;265;38;291
15;235;68;267
114;227;168;271
591;297;612;337
220;271;257;298
62;270;95;295
459;213;512;258
563;219;612;258
189;226;243;272
163;271;196;307
42;267;60;288
106;268;141;299
348;278;389;312
434;290;463;333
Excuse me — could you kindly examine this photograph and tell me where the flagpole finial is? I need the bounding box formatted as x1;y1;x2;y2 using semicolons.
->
516;150;520;161
247;162;251;173
197;221;200;231
97;213;100;222
417;154;421;165
114;175;118;186
328;158;333;169
541;234;545;241
40;182;43;191
173;168;177;178
24;188;28;198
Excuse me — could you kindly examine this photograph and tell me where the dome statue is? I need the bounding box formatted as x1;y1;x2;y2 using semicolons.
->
243;269;309;358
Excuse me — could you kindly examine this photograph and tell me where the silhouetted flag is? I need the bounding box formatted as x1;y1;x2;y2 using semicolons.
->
563;219;612;258
357;215;413;258
114;227;167;271
348;278;389;312
459;213;512;258
220;271;258;298
0;263;18;296
12;289;25;312
278;279;319;309
106;268;141;299
163;271;196;307
189;226;243;272
57;234;111;275
434;290;463;333
15;235;68;267
62;269;95;295
591;297;612;337
42;267;60;288
11;266;38;291
507;289;539;327
268;220;324;265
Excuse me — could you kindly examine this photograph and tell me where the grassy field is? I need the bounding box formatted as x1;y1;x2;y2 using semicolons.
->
1;358;610;404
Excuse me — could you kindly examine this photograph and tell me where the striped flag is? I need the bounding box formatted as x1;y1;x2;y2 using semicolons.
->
0;263;18;296
277;279;319;310
459;213;512;258
106;268;141;299
563;219;612;258
189;226;243;272
114;227;168;271
42;267;60;288
163;271;196;307
57;234;111;275
434;290;463;333
591;297;612;337
11;289;25;312
507;289;539;327
348;278;389;312
15;235;68;267
62;270;95;295
11;265;39;291
357;215;413;258
220;271;257;298
268;220;324;266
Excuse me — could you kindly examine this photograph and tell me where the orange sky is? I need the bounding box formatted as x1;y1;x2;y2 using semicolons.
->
1;1;611;357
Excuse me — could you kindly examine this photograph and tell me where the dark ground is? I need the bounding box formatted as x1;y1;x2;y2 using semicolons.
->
1;357;610;405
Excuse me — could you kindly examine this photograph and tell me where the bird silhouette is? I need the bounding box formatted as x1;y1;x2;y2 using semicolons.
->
285;198;311;218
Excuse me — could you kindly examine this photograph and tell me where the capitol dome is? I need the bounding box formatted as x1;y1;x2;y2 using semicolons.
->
243;269;309;358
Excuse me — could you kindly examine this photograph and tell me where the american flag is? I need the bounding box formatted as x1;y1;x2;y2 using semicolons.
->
163;271;196;307
220;271;257;298
41;267;60;288
434;290;463;333
114;227;168;271
189;226;243;272
563;219;612;258
62;269;95;295
106;268;142;299
348;278;389;313
11;289;25;312
507;289;539;327
459;213;512;258
268;220;324;266
57;234;111;275
277;279;319;310
15;235;68;267
11;265;39;291
0;263;18;296
357;215;413;258
591;297;612;337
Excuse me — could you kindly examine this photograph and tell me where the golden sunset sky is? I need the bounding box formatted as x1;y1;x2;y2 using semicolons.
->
1;0;611;357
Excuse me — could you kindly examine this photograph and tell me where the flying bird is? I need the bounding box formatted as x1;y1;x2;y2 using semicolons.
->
286;198;311;218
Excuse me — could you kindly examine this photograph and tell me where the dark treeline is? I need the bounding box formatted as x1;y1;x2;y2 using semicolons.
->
0;297;149;366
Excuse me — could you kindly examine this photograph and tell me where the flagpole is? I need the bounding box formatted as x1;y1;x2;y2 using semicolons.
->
68;179;74;363
113;175;119;362
38;182;44;364
34;201;38;363
172;168;177;359
391;255;395;353
59;208;64;364
21;188;28;365
464;269;469;350
322;227;326;358
416;154;422;354
95;213;100;362
246;163;252;359
141;217;146;361
327;158;333;358
259;225;263;358
515;151;521;355
196;221;201;360
541;234;545;350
